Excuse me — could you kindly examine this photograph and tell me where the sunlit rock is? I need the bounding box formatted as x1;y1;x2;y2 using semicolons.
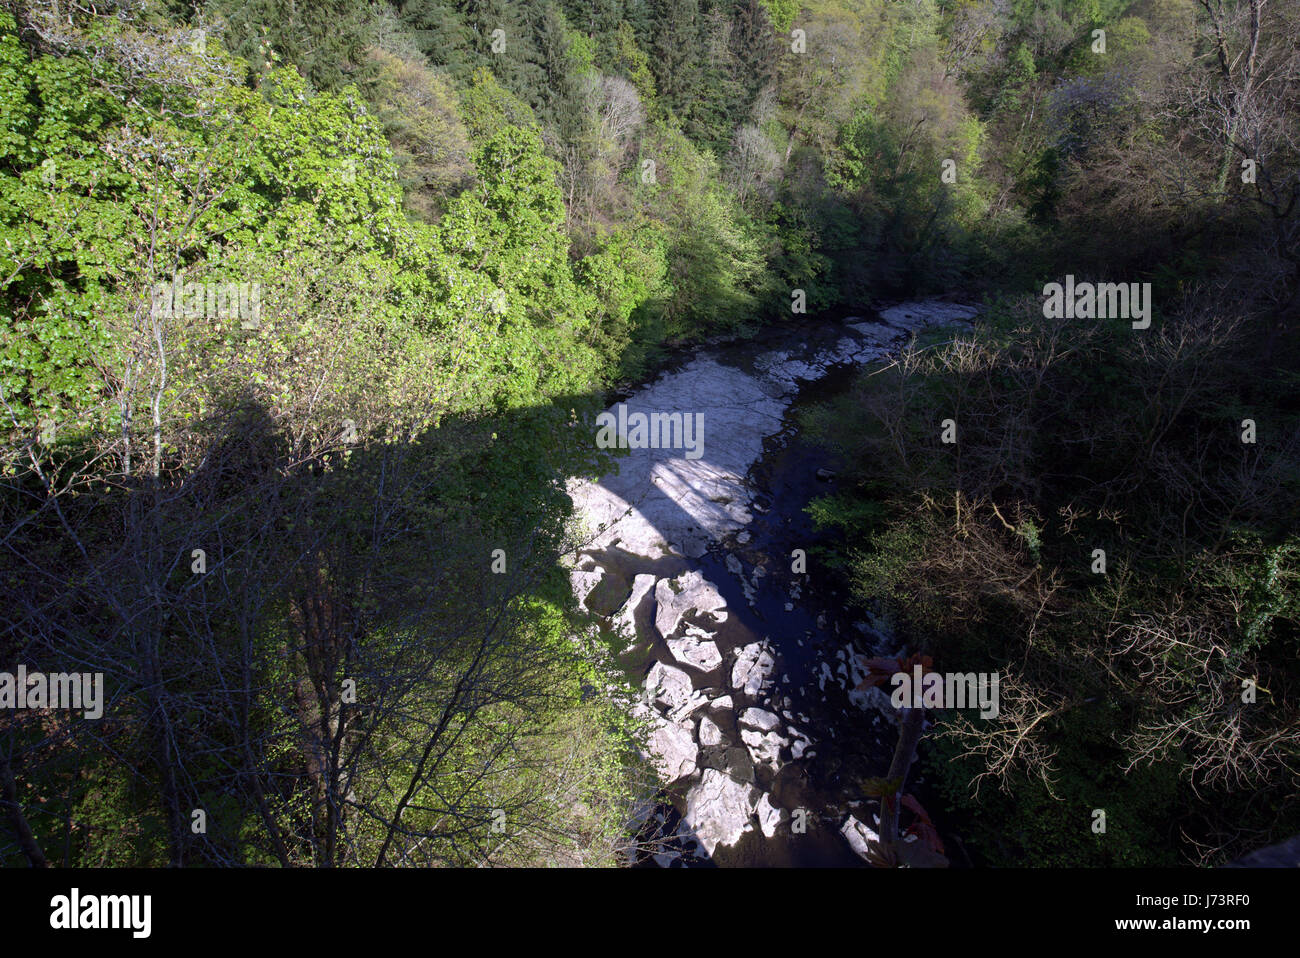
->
646;660;695;712
739;707;780;732
756;792;785;838
654;570;727;639
683;768;757;856
731;642;775;697
611;573;657;646
842;814;882;862
699;714;725;746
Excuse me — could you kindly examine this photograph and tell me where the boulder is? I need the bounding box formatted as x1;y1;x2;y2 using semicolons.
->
699;714;725;747
739;707;780;732
666;690;710;725
645;715;698;783
850;682;898;721
730;642;775;697
722;746;755;784
655;570;728;639
741;727;788;768
683;768;757;856
667;629;723;672
841;815;881;862
611;573;657;645
755;793;785;838
645;660;695;712
570;566;604;611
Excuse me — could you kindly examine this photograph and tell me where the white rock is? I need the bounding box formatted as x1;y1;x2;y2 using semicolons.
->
645;661;695;712
611;573;656;644
755;793;785;838
570;567;604;611
850;683;898;721
667;690;710;725
699;714;725;746
683;768;757;856
667;632;723;672
711;695;734;710
817;661;833;691
739;707;781;732
741;727;788;768
730;642;775;697
878;301;977;330
649;717;697;782
841;815;882;862
655;570;727;639
633;703;698;784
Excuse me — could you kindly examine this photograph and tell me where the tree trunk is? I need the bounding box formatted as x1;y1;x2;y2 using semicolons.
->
0;753;47;867
879;706;926;844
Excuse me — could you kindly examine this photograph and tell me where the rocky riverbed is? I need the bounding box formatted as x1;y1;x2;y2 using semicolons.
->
566;301;977;866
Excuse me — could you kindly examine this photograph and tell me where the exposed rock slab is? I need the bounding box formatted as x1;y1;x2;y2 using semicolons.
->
570;567;604;612
842;815;882;862
683;768;758;856
645;661;695;712
566;358;786;560
667;631;723;672
730;642;775;697
611;573;657;645
739;707;780;732
877;301;977;330
654;571;727;639
741;727;788;768
646;715;698;783
699;714;725;746
756;793;785;838
567;303;973;566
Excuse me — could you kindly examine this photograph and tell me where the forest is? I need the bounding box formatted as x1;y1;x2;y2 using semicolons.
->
1;0;1297;869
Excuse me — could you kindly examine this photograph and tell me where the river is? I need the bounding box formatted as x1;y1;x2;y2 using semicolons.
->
566;301;977;867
